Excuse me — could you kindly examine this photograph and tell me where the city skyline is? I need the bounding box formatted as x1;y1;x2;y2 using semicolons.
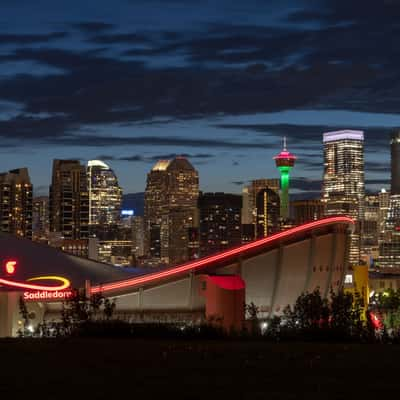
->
0;1;397;195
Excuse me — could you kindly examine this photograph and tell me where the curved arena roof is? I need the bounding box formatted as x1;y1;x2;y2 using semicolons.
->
0;216;353;296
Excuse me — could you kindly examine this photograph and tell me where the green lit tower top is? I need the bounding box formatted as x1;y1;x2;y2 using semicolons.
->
273;137;296;220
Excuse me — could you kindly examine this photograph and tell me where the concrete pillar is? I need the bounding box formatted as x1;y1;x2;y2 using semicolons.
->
269;244;284;315
324;232;338;298
0;292;20;337
303;234;316;293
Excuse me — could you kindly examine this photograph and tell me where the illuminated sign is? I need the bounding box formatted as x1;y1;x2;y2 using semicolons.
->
121;209;134;216
23;290;73;302
0;275;71;292
5;260;17;275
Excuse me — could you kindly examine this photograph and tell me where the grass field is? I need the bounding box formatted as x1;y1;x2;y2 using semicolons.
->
0;339;397;399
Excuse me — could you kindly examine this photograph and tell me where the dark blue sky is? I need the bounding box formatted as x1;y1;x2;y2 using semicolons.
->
0;0;398;196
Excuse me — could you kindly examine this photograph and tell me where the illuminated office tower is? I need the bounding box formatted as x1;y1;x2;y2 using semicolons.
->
361;194;380;260
391;131;400;195
378;188;390;234
49;160;89;240
132;216;145;259
292;199;324;225
87;160;122;227
255;188;280;238
144;156;199;266
32;196;49;242
322;130;365;265
0;168;32;238
379;194;400;268
274;138;296;220
241;178;280;241
198;192;242;256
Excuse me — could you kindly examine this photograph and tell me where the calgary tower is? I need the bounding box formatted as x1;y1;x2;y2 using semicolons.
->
273;137;296;220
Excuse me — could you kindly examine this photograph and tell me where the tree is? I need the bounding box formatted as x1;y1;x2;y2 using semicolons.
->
18;296;29;336
245;302;260;335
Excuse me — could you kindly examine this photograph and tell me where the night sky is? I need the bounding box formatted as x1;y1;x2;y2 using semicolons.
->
0;0;398;196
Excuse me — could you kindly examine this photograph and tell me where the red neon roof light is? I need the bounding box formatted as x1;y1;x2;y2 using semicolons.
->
90;216;353;295
273;150;297;161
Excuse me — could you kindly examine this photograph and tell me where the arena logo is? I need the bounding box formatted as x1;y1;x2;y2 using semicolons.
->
23;290;73;301
0;275;71;292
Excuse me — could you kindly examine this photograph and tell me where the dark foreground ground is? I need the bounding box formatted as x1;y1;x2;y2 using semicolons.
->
0;339;398;399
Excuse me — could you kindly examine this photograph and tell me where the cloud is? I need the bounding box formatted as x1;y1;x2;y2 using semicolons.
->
214;123;393;150
88;33;150;44
365;161;390;174
0;32;67;45
291;177;322;192
0;9;400;152
365;178;390;186
93;153;214;163
71;22;115;33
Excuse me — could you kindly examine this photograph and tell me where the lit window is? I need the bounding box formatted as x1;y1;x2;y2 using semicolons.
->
344;274;353;284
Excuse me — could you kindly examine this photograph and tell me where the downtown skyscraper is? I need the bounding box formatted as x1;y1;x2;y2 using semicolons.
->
241;178;280;241
322;130;365;265
378;133;400;268
144;156;199;266
198;192;242;257
0;168;32;239
391;131;400;195
49;160;89;240
87;160;122;227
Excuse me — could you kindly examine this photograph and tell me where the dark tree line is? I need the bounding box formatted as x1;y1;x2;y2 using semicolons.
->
263;288;377;342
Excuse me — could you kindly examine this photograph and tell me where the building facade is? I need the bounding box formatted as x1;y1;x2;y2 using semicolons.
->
32;196;49;243
322;130;365;265
255;188;280;238
0;168;32;239
361;194;380;261
379;194;400;268
292;199;324;226
49;160;89;240
242;178;280;241
144;157;199;266
87;160;122;227
198;192;242;257
391;131;400;195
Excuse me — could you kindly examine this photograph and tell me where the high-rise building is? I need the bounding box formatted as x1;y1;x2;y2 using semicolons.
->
87;160;122;227
132;215;145;259
32;196;49;242
378;194;400;268
361;194;380;260
144;157;199;266
255;188;280;238
274;138;296;220
49;160;89;240
241;178;280;241
198;192;242;256
292;199;324;225
0;168;32;238
391;131;400;195
322;130;365;265
378;188;390;234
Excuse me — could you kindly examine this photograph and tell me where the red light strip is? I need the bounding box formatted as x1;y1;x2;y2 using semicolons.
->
91;216;353;295
0;276;71;292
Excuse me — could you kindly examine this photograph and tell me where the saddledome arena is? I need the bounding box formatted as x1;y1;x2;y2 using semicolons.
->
0;216;353;336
